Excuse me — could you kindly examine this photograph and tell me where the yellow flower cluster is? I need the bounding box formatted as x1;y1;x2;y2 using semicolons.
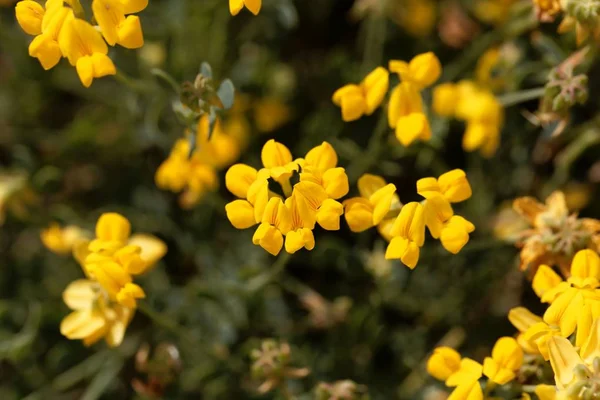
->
156;115;248;208
229;0;261;16
433;80;504;157
332;52;442;147
41;213;166;346
344;169;474;269
427;336;524;400
15;0;147;87
225;140;347;256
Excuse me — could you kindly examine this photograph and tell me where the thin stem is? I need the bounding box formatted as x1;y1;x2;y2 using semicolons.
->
246;252;293;293
497;87;546;107
151;68;182;94
114;69;152;94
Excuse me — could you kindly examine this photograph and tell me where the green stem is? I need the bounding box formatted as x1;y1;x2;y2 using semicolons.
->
497;87;545;107
114;69;152;94
151;68;182;94
246;252;292;293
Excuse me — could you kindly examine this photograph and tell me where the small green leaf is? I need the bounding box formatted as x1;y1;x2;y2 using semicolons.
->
217;79;235;110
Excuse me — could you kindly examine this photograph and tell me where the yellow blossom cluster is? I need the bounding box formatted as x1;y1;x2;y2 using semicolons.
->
332;52;442;147
41;213;166;346
15;0;147;87
155;115;249;208
433;80;504;157
344;169;474;269
229;0;260;16
427;336;524;400
225;140;347;256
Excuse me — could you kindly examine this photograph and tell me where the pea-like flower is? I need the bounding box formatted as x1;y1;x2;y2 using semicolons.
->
482;337;524;385
427;347;462;381
229;0;261;16
389;52;442;90
332;67;389;122
384;202;425;269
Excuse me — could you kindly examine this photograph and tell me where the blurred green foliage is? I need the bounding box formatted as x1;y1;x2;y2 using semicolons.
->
1;0;600;399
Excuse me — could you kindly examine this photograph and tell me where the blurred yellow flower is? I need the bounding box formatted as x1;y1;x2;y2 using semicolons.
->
332;67;389;122
388;82;431;147
41;223;90;255
389;0;436;38
254;98;292;133
389;52;441;90
384;202;425;269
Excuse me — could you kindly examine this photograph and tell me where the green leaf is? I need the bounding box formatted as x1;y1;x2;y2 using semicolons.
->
216;79;235;110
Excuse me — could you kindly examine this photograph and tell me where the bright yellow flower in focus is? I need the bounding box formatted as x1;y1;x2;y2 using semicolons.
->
384;202;425;269
445;358;484;400
427;347;462;381
297;141;349;200
389;52;442;90
482;336;523;384
92;0;144;48
508;307;544;355
60;279;133;347
229;0;261;15
387;82;431;147
60;18;116;87
15;0;74;70
532;264;564;302
41;223;90;255
343;174;400;234
332;67;389;122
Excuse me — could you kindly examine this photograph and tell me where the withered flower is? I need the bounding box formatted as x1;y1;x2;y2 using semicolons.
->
250;340;310;394
132;342;182;398
513;191;600;277
315;380;370;400
300;291;352;330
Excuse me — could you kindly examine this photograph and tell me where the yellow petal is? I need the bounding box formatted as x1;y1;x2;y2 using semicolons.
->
438;169;472;203
322;167;349;199
423;195;453;239
490;336;523;372
293;181;328;230
252;223;283;256
387;82;423;128
243;0;262;15
532;265;564;300
128;234;167;266
15;0;44;36
29;33;61;70
63;279;97;310
407;52;442;89
361;66;389;115
395;112;431;147
571;249;600;282
543;288;582;336
229;0;244;15
440;216;475;254
580;316;600;364
416;177;440;199
385;236;420;269
117;15;144;49
508;307;543;333
247;178;269;223
304;141;338;171
104;305;133;347
226;163;258;199
285;228;315;254
261;139;293;169
332;84;362;105
226;199;257;229
426;347;462;381
448;380;483;400
370;183;397;225
433;83;458;117
96;212;131;243
92;0;123;46
576;303;593;348
357;174;387;199
446;358;483;387
122;0;148;14
534;385;556;400
60;309;107;340
548;336;584;389
116;282;145;308
343;197;374;232
390;202;425;246
317;199;343;231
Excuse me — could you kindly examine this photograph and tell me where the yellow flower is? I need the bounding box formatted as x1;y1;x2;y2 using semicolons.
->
41;223;90;255
482;336;523;384
389;52;442;90
343;174;399;233
532;265;564;302
92;0;144;48
79;213;166;308
252;197;290;256
225;167;269;229
15;0;44;35
548;336;584;389
475;47;502;90
456;88;503;157
60;279;133;347
332;67;389;122
508;307;543;354
385;202;425;269
389;0;436;38
254;98;292;133
387;82;430;146
418;169;473;203
433;83;458;117
229;0;261;16
440;215;475;254
445;358;484;400
261;139;299;186
427;347;462;381
298;141;349;200
60;18;116;87
20;0;73;70
534;385;557;400
523;320;562;360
